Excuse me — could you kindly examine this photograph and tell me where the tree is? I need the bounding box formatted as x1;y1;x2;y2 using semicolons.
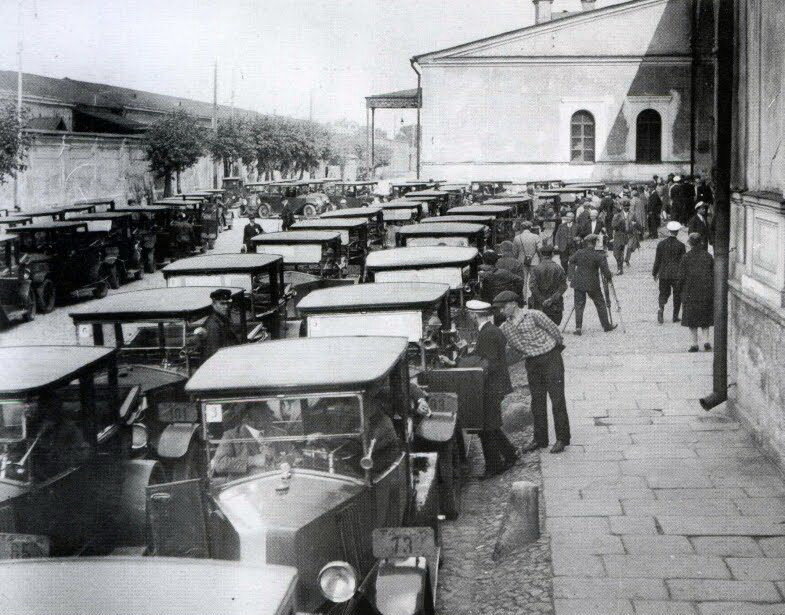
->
143;110;204;196
0;101;30;186
208;117;255;178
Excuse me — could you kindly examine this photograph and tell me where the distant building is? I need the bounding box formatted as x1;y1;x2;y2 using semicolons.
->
411;0;715;182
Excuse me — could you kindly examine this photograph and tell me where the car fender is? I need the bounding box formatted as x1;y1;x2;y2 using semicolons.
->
103;255;119;266
156;423;200;459
115;459;167;546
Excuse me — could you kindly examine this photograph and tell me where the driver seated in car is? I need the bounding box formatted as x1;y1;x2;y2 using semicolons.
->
212;402;277;476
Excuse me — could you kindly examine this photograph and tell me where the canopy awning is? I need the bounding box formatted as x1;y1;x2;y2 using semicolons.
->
365;88;420;109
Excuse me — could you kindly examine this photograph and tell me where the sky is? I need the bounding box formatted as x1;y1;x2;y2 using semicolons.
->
0;0;625;133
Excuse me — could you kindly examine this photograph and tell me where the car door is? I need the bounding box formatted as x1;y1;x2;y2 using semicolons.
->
147;478;210;558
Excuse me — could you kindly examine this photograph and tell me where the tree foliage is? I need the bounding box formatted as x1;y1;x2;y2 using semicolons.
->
0;101;30;185
143;110;204;195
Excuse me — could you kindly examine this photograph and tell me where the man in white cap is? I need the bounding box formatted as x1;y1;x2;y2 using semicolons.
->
464;299;519;477
653;221;686;324
688;201;712;247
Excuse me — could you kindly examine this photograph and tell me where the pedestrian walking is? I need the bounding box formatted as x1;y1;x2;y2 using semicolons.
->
494;291;570;454
678;233;714;352
670;175;694;225
631;189;646;230
511;221;542;302
199;288;240;362
528;244;567;325
647;182;663;239
496;240;527;280
465;299;519;478
688;201;713;247
652;221;686;324
611;201;635;273
657;177;670;219
696;175;714;204
280;199;295;231
242;214;263;253
479;250;524;303
554;211;578;271
576;206;604;240
567;234;617;335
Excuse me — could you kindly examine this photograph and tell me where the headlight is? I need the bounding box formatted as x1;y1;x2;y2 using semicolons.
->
317;561;357;603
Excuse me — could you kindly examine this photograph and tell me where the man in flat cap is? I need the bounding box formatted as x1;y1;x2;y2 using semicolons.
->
568;234;617;335
494;291;570;454
242;213;263;253
200;288;240;362
688;201;713;248
528;244;567;326
496;240;526;280
653;221;686;324
465;299;519;477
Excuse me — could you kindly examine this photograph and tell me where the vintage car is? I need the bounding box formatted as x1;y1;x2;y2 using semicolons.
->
484;195;533;219
420;214;496;245
325;180;378;209
162;253;286;340
169;192;229;241
0;557;299;615
251;230;345;278
146;336;441;614
365;246;481;306
68;212;145;288
251;180;332;218
70;286;248;377
0;215;33;231
447;204;516;241
404;189;453;215
7;221;110;312
469;180;512;202
291;218;369;267
527;179;564;191
111;204;175;271
153;199;211;254
70;198;115;214
0;345;163;556
389;180;443;199
0;234;36;326
396;222;487;252
320;205;384;244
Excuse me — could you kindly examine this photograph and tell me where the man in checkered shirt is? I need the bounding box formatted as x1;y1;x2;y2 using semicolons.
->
494;290;570;454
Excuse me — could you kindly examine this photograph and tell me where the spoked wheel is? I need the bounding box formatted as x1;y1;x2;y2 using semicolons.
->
257;202;272;218
93;283;109;300
302;204;318;218
35;279;56;314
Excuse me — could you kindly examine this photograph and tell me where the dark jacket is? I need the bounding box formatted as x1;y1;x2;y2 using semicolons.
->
529;260;567;312
568;247;612;292
496;255;526;280
473;321;513;429
678;247;714;305
612;212;635;246
647;191;663;219
670;182;694;224
696;182;714;204
688;214;712;245
243;222;262;250
281;204;295;230
202;310;239;362
652;235;686;281
554;222;578;253
576;218;605;239
481;267;523;303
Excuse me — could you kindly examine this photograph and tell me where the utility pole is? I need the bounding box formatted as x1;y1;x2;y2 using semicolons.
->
212;60;218;189
14;0;24;211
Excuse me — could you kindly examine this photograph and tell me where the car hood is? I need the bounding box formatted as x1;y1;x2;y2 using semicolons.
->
216;470;364;563
0;556;297;615
0;479;29;505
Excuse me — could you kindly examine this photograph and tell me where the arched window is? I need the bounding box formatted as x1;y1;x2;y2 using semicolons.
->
636;109;662;163
570;111;595;163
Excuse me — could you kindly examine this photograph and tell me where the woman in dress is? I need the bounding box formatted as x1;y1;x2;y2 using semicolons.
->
678;232;714;352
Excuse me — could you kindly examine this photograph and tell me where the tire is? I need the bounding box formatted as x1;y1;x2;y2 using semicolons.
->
257;202;272;218
302;204;317;218
106;263;120;289
144;251;156;274
93;283;108;299
170;438;203;482
35;279;56;314
134;268;144;281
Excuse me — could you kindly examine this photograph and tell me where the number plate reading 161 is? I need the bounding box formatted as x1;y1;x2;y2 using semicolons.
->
372;527;435;559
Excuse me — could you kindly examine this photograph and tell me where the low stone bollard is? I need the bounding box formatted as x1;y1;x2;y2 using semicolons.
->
493;481;540;560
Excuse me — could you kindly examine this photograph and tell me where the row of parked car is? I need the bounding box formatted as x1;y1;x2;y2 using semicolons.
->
0;177;566;614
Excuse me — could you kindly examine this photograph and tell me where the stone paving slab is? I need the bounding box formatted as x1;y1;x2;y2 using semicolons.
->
543;237;785;613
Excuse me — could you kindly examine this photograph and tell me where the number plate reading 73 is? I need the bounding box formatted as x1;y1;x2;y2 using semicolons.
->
372;527;435;559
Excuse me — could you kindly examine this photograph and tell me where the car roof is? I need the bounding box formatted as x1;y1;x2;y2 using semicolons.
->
298;282;450;312
153;199;202;206
0;557;297;615
336;180;377;186
68;212;133;220
397;222;485;236
404;189;449;197
251;230;341;243
112;205;173;212
186;336;408;396
291;218;367;230
380;199;423;209
448;205;513;215
0;346;116;397
366;246;479;269
484;196;532;205
320;206;382;219
420;215;493;224
7;221;88;232
0;215;33;223
69;286;244;323
471;180;512;184
73;198;115;205
162;253;282;276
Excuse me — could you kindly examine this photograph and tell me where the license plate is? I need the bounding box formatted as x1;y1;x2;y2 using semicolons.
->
372;527;435;559
157;402;198;423
0;533;50;560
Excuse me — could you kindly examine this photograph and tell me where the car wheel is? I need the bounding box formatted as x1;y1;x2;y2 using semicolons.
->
93;283;108;299
134;268;144;281
106;263;120;289
257;202;272;218
302;204;317;218
170;439;203;482
144;251;157;273
35;279;56;314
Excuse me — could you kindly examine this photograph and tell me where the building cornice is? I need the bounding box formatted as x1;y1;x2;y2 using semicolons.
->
419;55;693;67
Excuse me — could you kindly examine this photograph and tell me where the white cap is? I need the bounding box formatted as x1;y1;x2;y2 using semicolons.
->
673;175;682;182
466;299;492;312
667;221;682;232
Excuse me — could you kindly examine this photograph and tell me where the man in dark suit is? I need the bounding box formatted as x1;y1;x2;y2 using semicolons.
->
576;206;604;239
529;245;567;325
466;299;518;478
647;183;663;239
688;201;712;247
653;221;686;324
200;288;240;362
670;176;694;225
480;250;524;303
611;201;634;274
568;235;617;335
242;214;263;252
554;211;578;271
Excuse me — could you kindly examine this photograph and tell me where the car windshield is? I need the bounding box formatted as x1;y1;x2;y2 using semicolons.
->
0;402;28;442
204;394;365;481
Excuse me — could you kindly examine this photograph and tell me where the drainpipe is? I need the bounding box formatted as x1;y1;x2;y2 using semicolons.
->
700;0;733;411
689;0;698;177
410;58;422;180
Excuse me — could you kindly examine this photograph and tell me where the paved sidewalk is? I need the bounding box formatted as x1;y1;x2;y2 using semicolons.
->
540;233;785;615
